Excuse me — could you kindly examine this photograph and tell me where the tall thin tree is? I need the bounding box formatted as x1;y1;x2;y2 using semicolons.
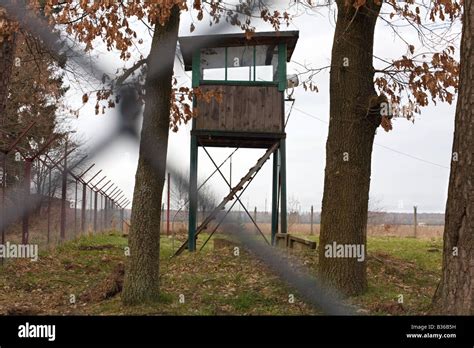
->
122;5;181;304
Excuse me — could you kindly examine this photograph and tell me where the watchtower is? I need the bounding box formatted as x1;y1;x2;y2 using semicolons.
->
176;31;299;254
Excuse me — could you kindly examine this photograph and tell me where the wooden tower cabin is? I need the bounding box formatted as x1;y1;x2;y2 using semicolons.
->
174;30;300;255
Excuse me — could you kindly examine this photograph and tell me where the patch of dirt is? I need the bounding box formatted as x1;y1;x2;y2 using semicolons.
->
368;251;418;274
80;262;125;302
369;302;405;315
62;260;76;270
362;251;439;315
427;248;440;253
5;305;43;315
78;244;117;251
213;238;240;250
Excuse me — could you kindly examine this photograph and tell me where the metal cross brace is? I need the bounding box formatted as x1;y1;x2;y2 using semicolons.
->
199;165;261;251
200;142;273;247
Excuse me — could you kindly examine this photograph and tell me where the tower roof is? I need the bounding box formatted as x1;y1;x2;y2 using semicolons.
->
179;30;299;71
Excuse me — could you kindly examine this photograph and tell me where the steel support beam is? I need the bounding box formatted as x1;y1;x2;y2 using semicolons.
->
280;138;288;235
188;132;198;252
271;149;279;244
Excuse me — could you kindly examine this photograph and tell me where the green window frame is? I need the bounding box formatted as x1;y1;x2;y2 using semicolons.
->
194;44;287;91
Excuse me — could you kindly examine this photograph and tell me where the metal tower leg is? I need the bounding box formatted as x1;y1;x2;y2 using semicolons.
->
280;138;288;235
271;148;279;244
175;142;278;257
188;133;198;252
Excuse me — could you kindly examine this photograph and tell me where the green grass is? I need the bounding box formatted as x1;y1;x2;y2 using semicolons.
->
0;231;443;315
358;236;442;314
0;232;314;315
367;236;442;271
291;233;442;314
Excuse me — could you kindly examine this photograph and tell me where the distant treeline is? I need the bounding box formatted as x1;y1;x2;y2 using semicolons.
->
121;209;444;226
367;212;444;226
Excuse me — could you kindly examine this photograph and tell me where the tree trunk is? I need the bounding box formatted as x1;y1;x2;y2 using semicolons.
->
433;1;473;315
318;0;382;296
122;6;180;305
0;10;16;126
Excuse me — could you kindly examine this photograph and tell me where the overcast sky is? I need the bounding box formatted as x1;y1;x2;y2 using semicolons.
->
65;2;460;214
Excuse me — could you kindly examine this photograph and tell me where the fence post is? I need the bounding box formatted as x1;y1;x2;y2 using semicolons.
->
104;194;109;231
120;208;124;232
111;201;114;229
413;205;417;238
103;195;106;230
74;179;78;236
22;159;32;244
98;194;102;232
81;182;86;234
109;200;112;229
108;198;111;229
89;188;93;232
93;191;98;233
60;142;68;241
110;199;113;229
101;194;104;232
47;168;52;244
107;197;110;230
310;205;314;235
104;196;108;231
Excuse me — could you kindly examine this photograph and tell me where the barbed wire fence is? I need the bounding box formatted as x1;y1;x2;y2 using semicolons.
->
0;127;130;250
0;0;362;315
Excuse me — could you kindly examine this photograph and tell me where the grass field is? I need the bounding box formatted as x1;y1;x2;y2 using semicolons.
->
0;230;443;315
170;222;444;239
